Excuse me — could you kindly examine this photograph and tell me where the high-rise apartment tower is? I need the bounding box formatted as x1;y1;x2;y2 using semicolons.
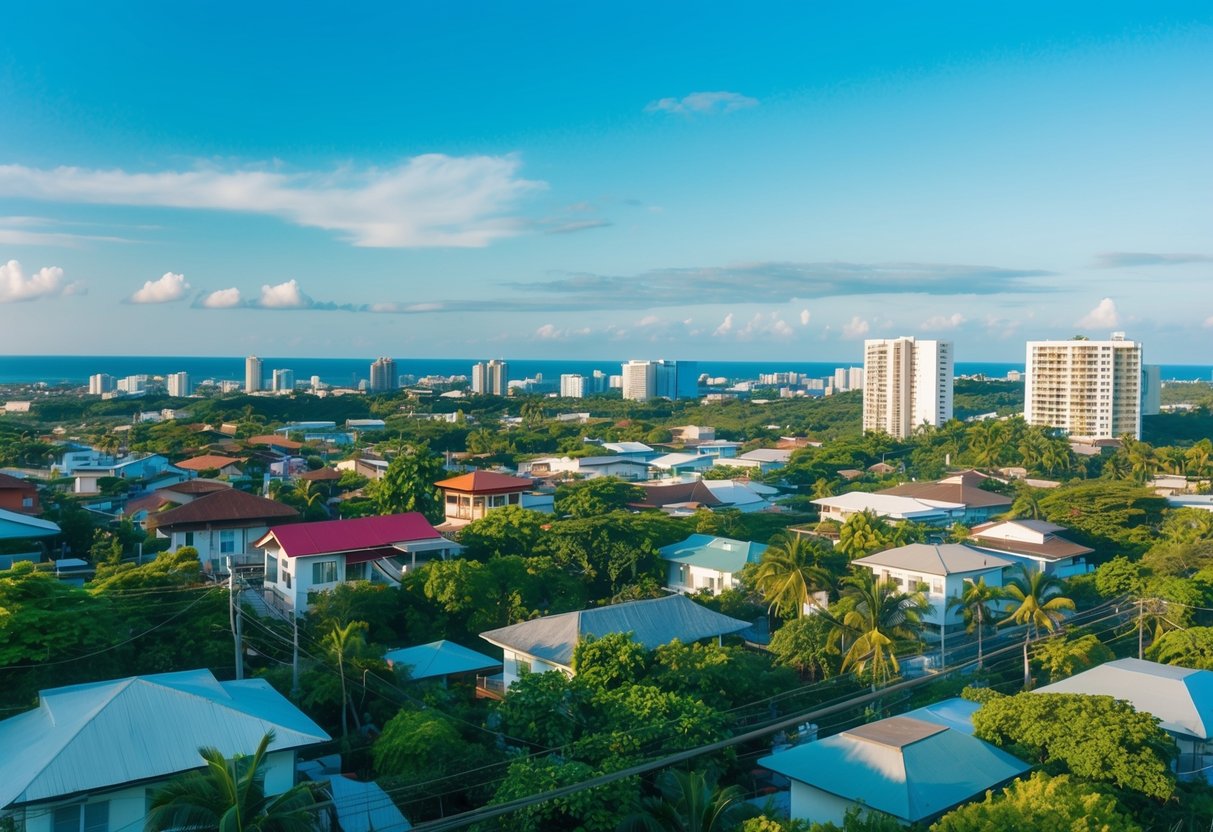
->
862;337;953;439
1024;333;1142;440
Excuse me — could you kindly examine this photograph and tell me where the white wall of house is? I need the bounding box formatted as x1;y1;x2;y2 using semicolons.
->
666;562;738;595
857;564;1006;627
166;524;272;572
500;648;570;687
789;781;893;828
12;751;295;832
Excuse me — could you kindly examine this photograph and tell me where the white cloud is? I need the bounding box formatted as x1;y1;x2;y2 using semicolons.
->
842;316;871;339
201;288;242;308
0;155;545;248
921;312;966;331
534;323;591;340
799;309;811;326
1077;297;1120;329
713;313;735;337
130;271;190;304
645;91;759;115
0;259;75;303
258;279;310;309
712;311;796;341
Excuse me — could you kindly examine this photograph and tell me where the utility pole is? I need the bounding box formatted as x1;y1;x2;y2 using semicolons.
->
229;556;244;680
292;615;300;697
1137;597;1145;660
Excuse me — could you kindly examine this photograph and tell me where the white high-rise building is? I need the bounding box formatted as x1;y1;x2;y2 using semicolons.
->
166;372;191;397
1024;333;1143;440
621;360;658;401
833;368;848;391
560;374;587;398
862;337;953;439
369;357;398;392
245;356;263;393
271;368;295;393
621;360;698;401
88;374;115;395
471;360;508;395
117;375;147;394
848;367;865;392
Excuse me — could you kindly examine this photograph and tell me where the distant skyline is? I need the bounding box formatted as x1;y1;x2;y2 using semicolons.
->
1;2;1210;362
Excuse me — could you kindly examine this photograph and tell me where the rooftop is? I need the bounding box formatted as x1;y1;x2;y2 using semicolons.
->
853;544;1013;576
659;534;768;574
257;512;444;558
149;489;298;529
434;470;534;493
384;640;500;681
175;454;244;471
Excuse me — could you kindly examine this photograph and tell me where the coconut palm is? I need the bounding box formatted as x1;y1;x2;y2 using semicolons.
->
751;534;834;618
836;510;891;559
946;577;1008;669
966;421;1007;468
1008;485;1046;521
617;768;758;832
1185;439;1212;479
1002;567;1074;690
145;731;323;832
833;571;932;690
323;621;368;738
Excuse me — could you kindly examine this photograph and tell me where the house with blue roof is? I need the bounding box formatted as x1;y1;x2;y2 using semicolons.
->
659;534;768;596
0;669;330;832
384;639;500;685
759;714;1029;827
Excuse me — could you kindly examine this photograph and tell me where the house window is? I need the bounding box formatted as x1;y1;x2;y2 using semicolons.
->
284;570;292;589
54;802;109;832
347;561;368;581
932;579;944;594
312;560;338;584
219;530;236;554
266;555;278;583
184;532;194;547
508;493;520;505
22;496;33;508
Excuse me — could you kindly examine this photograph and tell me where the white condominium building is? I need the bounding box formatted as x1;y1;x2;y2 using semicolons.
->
166;371;191;397
471;359;508;395
1024;333;1142;440
862;337;953;439
245;356;263;393
560;374;587;398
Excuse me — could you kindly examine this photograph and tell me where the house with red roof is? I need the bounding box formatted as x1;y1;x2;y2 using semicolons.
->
175;454;245;478
0;473;39;515
255;513;461;615
433;471;552;529
148;489;299;574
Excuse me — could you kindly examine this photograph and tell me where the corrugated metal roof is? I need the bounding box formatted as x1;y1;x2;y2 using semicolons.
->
759;717;1028;822
433;471;533;493
326;775;411;832
384;640;500;681
0;669;330;808
901;697;981;735
258;513;444;558
0;507;60;539
149;490;298;529
659;534;768;574
853;544;1013;576
480;595;751;668
1036;658;1213;739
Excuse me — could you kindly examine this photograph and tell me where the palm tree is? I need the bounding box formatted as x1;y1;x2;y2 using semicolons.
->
146;731;323;832
323;621;368;738
1002;567;1074;690
966;421;1006;468
1185;439;1212;479
947;577;1007;669
751;534;833;618
1008;485;1045;521
832;571;932;690
836;510;890;559
617;769;758;832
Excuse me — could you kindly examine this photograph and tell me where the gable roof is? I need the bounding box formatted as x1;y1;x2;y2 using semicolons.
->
149;489;298;529
433;471;533;493
759;716;1029;823
256;512;444;558
0;472;35;492
0;669;329;808
247;435;305;450
632;480;724;509
384;640;500;680
1036;658;1213;739
968;520;1093;562
879;476;1012;509
0;507;60;540
812;491;962;521
480;594;750;668
853;544;1013;577
299;467;343;481
175;454;244;472
324;775;411;832
659;534;769;574
156;479;232;496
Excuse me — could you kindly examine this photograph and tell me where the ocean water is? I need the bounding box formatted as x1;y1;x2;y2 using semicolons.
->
0;355;1210;386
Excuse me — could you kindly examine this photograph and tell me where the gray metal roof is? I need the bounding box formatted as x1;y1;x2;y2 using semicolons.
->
384;640;500;681
759;716;1029;822
853;544;1013;576
1036;658;1213;739
0;669;330;808
480;594;751;668
326;775;411;832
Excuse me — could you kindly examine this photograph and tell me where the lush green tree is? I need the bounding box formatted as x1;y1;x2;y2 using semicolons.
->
489;755;640;832
648;640;798;709
973;692;1177;799
322;620;369;738
1160;507;1213;546
371;444;444;522
146;731;323;832
946;577;1007;669
555;477;645;518
833;571;931;689
458;504;550;560
836;511;892;559
803;807;904;832
1031;633;1114;682
423;555;586;634
751;534;835;619
1036;481;1167;556
573;633;652;690
1094;556;1147;598
573;683;729;766
496;668;590;749
1001;567;1074;689
618;768;760;832
372;708;482;782
545;512;687;599
930;772;1140;832
1149;627;1213;670
768;615;838;681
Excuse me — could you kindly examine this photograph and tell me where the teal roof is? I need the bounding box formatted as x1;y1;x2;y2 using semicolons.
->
659;534;768;574
384;640;499;681
901;697;981;735
759;716;1029;823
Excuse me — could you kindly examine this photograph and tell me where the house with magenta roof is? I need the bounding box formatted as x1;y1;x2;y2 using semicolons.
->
256;513;461;615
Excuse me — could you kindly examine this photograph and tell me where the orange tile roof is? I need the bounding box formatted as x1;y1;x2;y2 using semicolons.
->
176;454;244;471
434;470;534;493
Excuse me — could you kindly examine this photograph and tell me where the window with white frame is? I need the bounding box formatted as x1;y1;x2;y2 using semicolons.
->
312;560;338;584
219;529;236;554
266;555;278;583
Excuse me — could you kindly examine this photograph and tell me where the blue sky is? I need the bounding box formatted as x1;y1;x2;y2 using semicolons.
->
0;2;1210;362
